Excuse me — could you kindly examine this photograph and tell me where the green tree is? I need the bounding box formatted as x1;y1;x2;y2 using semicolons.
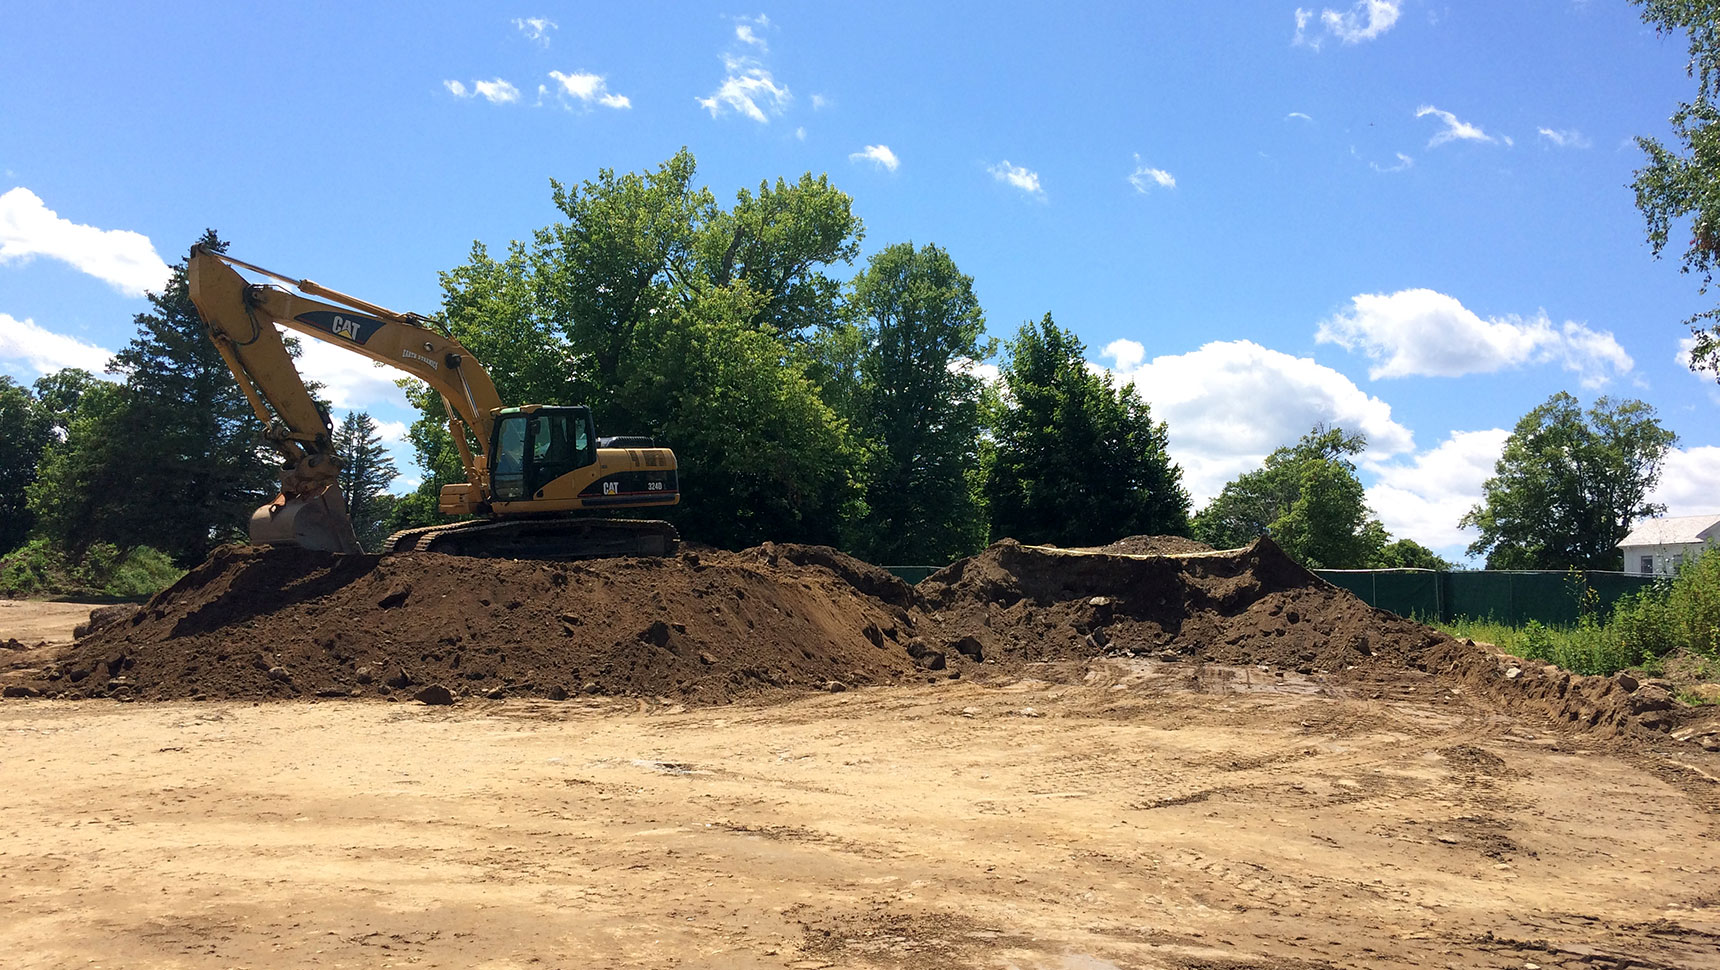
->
428;150;868;547
1373;538;1454;571
1460;393;1677;570
27;380;138;553
332;410;400;551
844;242;993;564
100;230;277;564
1192;426;1387;569
987;314;1190;546
1632;0;1720;377
30;368;102;440
0;377;53;554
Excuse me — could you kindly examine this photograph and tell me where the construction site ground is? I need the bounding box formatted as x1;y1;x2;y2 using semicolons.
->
1;600;1717;970
5;537;1720;970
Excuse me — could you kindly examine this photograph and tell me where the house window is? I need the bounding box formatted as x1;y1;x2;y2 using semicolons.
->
1673;554;1685;573
1641;555;1654;575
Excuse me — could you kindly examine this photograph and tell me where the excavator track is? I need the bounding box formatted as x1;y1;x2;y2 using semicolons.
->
381;517;680;560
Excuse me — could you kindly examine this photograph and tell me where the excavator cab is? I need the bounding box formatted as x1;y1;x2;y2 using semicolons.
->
490;406;596;502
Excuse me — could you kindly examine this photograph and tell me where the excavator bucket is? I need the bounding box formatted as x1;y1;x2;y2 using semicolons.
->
249;486;364;554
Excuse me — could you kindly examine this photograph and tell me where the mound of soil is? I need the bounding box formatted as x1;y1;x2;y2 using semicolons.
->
37;544;924;704
1082;535;1217;556
20;535;1719;745
915;538;1715;742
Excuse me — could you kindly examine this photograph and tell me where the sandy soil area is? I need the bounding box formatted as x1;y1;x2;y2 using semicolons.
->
4;651;1718;970
0;598;101;646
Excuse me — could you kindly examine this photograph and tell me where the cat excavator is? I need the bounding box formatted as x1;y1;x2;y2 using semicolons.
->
186;246;680;559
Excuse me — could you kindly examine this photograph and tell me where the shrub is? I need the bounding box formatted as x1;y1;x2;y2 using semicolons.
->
0;538;183;599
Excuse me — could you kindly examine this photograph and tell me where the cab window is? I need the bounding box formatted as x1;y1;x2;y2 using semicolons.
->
527;411;595;493
492;416;528;500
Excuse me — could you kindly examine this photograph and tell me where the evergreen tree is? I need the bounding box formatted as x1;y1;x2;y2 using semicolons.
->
332;411;400;551
100;230;277;564
987;314;1190;546
845;242;992;564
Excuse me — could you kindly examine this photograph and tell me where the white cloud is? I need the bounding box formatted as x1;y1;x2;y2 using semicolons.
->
811;94;830;110
736;24;766;49
513;16;557;45
1097;339;1415;503
1363;428;1510;551
849;144;899;172
1651;446;1720;518
1316;288;1633;387
445;78;520;104
698;55;790;122
795;126;806;141
547;71;631;109
288;330;417;413
1370;152;1414;173
989;160;1044;198
1322;0;1401;42
1128;156;1176;193
1537;127;1591;149
1415;105;1500;148
948;356;1000;386
1294;1;1400;48
0;187;169;297
1286;111;1314;122
0;312;114;376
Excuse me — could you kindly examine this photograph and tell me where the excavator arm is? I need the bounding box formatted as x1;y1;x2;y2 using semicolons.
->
187;246;504;552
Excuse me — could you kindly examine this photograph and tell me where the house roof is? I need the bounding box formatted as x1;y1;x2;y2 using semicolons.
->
1617;513;1720;548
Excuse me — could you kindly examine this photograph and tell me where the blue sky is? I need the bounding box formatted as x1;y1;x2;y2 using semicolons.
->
3;0;1718;560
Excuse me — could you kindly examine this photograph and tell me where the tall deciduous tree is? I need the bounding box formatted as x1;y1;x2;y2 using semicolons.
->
27;380;137;553
1192;426;1387;569
987;314;1190;547
1460;393;1677;570
1632;0;1720;378
845;242;992;564
0;377;53;554
425;149;868;547
332;411;400;551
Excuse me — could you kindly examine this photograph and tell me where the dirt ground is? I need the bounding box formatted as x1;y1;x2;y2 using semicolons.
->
3;602;1718;970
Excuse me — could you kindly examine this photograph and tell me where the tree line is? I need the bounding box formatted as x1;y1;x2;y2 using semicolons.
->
0;151;1684;586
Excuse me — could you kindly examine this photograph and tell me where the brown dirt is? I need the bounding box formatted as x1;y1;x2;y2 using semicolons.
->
2;676;1718;970
10;536;1719;750
1080;533;1217;555
25;543;922;704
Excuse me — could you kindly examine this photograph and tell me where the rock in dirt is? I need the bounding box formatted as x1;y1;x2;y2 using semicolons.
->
74;605;140;640
414;685;455;706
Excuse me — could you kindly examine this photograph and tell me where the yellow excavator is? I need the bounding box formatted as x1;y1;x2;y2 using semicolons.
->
186;246;680;559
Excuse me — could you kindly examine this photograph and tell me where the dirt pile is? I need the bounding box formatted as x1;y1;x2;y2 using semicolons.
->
20;535;1719;743
915;538;1716;742
38;544;923;704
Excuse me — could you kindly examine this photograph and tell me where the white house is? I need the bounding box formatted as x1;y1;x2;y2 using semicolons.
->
1617;513;1720;576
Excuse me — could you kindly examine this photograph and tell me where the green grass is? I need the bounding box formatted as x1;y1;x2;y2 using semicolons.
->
0;538;183;599
1424;549;1720;678
1427;616;1649;676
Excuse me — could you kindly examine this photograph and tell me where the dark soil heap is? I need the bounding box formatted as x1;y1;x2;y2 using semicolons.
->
42;543;922;704
23;535;1718;743
914;538;1707;741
